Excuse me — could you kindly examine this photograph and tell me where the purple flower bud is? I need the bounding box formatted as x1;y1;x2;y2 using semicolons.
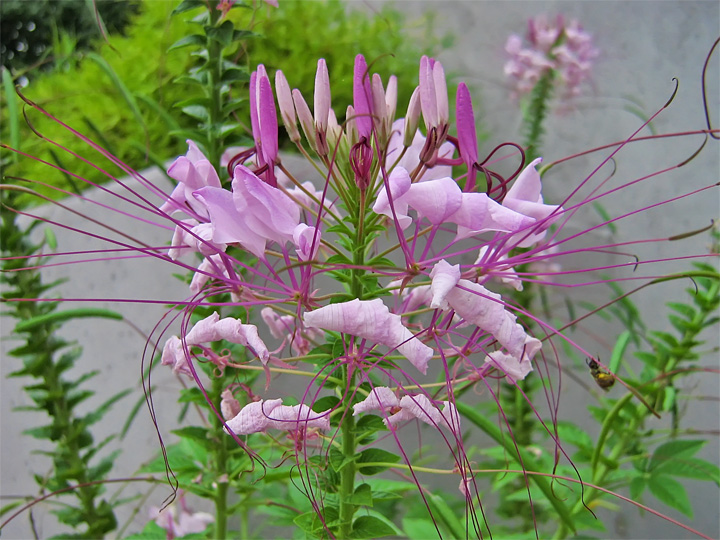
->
353;54;373;140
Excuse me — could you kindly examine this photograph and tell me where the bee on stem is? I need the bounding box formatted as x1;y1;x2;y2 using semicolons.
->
586;357;615;391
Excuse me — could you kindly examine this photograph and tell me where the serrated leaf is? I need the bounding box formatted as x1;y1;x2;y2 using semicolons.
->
350;515;396;539
647;475;693;517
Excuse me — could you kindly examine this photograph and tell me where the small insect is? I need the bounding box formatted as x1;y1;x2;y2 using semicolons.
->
586;357;615;391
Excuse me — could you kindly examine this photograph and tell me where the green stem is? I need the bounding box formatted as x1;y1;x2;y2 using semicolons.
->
339;365;357;537
212;375;229;539
206;2;223;170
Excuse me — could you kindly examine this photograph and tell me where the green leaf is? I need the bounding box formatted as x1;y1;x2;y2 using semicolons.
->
647;475;693;517
356;448;400;475
457;401;577;534
172;0;205;15
629;476;646;500
648;440;705;472
653;457;720;485
205;20;234;47
13;308;123;332
350;515;397;539
181;105;210;121
329;447;355;473
427;493;465;539
168;34;205;52
171;426;213;449
347;483;373;506
403;517;439;540
609;331;631;373
0;499;24;518
83;389;131;426
312;395;340;412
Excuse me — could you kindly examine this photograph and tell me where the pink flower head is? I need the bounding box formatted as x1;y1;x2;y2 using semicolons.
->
505;15;598;100
194;164;300;258
225;398;331;435
161;140;221;219
303;298;433;374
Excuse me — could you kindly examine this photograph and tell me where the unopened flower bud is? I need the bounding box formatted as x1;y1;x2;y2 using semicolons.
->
292;89;318;153
404;87;421;147
275;70;300;143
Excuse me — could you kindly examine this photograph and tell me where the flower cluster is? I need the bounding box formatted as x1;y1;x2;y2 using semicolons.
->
504;14;599;99
156;54;569;453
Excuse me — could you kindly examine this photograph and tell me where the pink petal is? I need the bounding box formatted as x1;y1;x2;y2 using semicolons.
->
406;177;463;225
293;223;320;261
445;279;542;360
387;395;459;434
185;312;270;364
352;387;400;415
303;298;432;373
403;87;422;147
266;403;331;431
256;65;278;166
451;192;536;241
483;350;533;383
432;60;448;126
373;166;412;229
232;165;300;245
193;186;267;257
161;335;191;376
225;399;283;435
429;259;461;309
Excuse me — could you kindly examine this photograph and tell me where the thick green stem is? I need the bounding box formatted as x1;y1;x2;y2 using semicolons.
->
206;2;223;170
212;376;229;539
339;365;357;537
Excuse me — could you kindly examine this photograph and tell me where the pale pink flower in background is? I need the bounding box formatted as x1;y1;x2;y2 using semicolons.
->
504;14;598;100
149;491;213;539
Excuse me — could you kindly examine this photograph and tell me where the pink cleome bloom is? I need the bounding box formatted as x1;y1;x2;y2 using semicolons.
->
504;14;599;100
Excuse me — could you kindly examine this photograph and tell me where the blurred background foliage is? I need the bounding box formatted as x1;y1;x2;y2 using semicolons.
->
0;0;450;207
